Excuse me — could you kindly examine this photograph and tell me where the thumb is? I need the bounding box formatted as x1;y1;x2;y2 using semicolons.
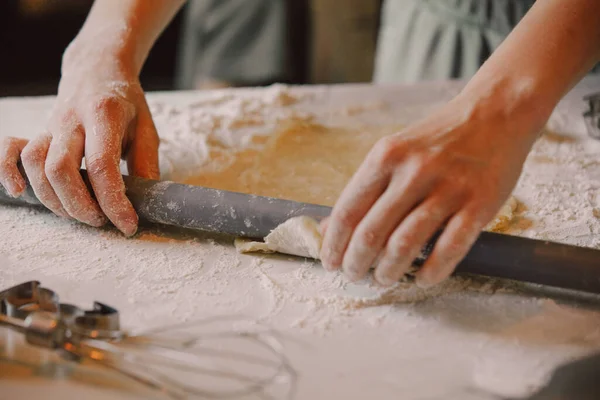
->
126;107;160;180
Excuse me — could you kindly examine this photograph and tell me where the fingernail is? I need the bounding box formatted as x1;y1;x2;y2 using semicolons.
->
6;187;19;198
5;183;23;198
322;259;337;272
91;214;108;227
344;272;359;282
122;221;138;237
375;270;396;287
148;168;161;181
343;265;363;282
320;248;340;271
56;209;70;218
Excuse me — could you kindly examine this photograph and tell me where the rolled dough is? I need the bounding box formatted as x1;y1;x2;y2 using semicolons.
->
235;216;322;259
188;123;518;259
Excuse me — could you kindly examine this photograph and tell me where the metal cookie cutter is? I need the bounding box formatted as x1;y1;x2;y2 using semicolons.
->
0;281;122;359
0;281;297;400
583;92;600;139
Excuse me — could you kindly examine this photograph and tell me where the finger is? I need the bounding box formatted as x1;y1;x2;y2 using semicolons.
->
415;205;487;287
341;171;434;281
320;158;390;272
319;217;330;237
84;98;138;236
0;137;29;197
373;190;463;287
126;105;160;180
46;125;107;227
21;134;69;217
320;136;408;271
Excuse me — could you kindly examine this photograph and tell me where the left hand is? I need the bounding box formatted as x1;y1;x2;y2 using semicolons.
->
319;94;540;287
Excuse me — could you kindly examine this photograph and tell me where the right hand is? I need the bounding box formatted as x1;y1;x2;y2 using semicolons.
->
0;39;160;236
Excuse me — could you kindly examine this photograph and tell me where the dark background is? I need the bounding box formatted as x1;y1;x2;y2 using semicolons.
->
0;0;383;97
0;0;185;97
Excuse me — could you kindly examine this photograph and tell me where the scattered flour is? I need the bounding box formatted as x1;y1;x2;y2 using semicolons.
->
1;82;600;399
151;84;314;182
514;130;600;249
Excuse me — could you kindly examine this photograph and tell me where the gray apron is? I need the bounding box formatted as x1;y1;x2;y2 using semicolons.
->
176;0;287;89
374;0;536;83
176;0;596;87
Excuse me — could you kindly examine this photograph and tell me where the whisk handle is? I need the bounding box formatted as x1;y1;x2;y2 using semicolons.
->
0;311;68;349
0;314;27;334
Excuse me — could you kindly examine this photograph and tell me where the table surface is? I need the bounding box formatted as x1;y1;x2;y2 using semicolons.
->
1;78;600;400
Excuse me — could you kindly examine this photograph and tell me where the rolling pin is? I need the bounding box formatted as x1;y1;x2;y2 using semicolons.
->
1;170;599;294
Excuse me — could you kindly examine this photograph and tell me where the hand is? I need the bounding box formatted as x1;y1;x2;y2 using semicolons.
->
319;94;540;287
0;40;160;236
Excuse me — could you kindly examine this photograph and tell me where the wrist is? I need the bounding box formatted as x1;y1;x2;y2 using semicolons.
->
456;74;556;142
61;24;142;78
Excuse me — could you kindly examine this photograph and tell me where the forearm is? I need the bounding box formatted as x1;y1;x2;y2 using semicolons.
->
63;0;186;76
460;0;600;135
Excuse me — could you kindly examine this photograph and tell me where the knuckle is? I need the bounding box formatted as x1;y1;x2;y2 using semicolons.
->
93;96;122;111
21;144;43;166
371;136;403;166
355;228;380;249
45;156;71;180
410;154;434;177
86;157;110;176
334;207;359;230
442;239;470;261
413;206;442;224
92;96;132;119
448;174;471;193
58;109;78;127
387;236;414;259
393;156;431;188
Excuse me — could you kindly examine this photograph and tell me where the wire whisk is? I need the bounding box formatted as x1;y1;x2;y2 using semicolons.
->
0;281;296;399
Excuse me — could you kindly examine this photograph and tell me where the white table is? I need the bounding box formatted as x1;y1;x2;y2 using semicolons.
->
1;78;600;400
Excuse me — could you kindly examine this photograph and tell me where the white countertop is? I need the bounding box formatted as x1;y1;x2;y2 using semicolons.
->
1;78;600;400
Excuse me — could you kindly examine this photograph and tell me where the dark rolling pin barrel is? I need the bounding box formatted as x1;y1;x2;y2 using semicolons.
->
0;170;599;294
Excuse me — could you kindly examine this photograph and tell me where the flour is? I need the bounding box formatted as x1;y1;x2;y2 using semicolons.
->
3;83;598;317
145;84;600;397
514;129;600;248
151;85;314;182
1;83;600;399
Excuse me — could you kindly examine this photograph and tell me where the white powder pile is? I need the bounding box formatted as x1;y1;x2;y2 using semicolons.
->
150;85;314;182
